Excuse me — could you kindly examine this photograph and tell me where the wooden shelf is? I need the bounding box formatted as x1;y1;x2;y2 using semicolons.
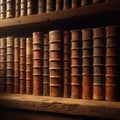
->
0;93;120;120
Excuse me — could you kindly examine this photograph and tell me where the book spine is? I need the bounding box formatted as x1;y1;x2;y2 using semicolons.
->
93;27;105;100
14;38;20;93
6;36;14;93
46;0;55;13
43;34;49;96
0;38;6;92
56;0;63;11
49;30;63;97
26;37;33;94
71;29;82;99
38;0;46;14
63;31;71;98
0;0;6;19
33;32;43;96
82;28;93;99
6;0;15;18
72;0;81;8
20;37;26;94
63;0;71;10
20;0;27;16
15;0;20;17
93;0;105;4
81;0;92;6
27;0;32;15
105;26;119;101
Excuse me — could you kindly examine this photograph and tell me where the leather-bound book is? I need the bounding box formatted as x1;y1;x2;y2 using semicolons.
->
93;0;105;4
49;30;63;97
72;0;81;8
105;26;120;101
71;29;82;99
43;34;49;96
56;0;63;11
27;0;33;15
0;0;6;19
14;38;20;93
20;0;27;16
63;31;71;98
63;0;71;10
20;37;26;94
38;0;46;14
46;0;55;13
82;28;93;99
81;0;92;6
6;0;15;18
33;32;43;96
6;36;14;93
0;38;6;92
15;0;20;17
93;27;105;100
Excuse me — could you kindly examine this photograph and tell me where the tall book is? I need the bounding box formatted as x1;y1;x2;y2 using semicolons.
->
15;0;20;17
56;0;63;11
72;0;81;8
43;34;49;96
27;0;33;15
6;0;15;18
49;30;63;97
46;0;55;13
63;0;71;10
0;38;6;92
26;37;33;94
81;0;92;6
82;28;93;99
6;36;14;93
93;27;105;100
63;31;71;98
33;32;43;96
14;38;20;93
38;0;46;14
71;29;82;99
20;37;26;94
0;0;6;19
105;26;120;101
20;0;27;16
93;0;105;4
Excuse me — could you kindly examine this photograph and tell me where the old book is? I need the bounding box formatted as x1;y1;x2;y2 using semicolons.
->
93;27;105;100
71;29;82;99
56;0;63;11
93;0;105;4
81;0;92;6
33;32;43;96
26;37;33;94
14;38;20;93
6;36;14;93
63;0;71;10
38;0;46;14
63;31;71;98
6;0;15;18
0;0;6;19
82;28;93;99
43;34;49;96
46;0;55;13
0;38;6;92
27;0;33;15
20;0;27;16
49;30;63;97
105;26;120;101
15;0;20;17
72;0;81;8
20;37;26;94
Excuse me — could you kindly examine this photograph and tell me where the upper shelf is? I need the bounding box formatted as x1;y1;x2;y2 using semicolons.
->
0;1;120;29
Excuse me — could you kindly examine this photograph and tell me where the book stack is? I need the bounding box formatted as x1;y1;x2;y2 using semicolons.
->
14;38;20;93
71;29;82;99
20;37;26;94
0;0;6;19
82;28;93;99
63;31;71;98
43;34;49;96
93;27;105;100
0;38;6;92
6;36;14;93
38;0;46;14
20;0;27;16
15;0;20;17
49;30;63;97
33;32;43;96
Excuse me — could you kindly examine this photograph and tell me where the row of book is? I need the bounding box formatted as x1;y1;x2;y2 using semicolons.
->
0;25;120;102
0;0;114;19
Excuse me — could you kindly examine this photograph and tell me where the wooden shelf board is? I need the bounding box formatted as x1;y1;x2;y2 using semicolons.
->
0;93;120;120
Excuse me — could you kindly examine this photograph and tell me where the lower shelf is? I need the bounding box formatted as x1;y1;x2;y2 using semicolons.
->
0;93;120;120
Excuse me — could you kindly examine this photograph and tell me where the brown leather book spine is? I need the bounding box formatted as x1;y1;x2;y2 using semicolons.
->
43;34;49;96
14;38;20;93
26;37;33;94
82;28;93;99
0;0;6;19
71;29;82;99
0;38;6;92
20;0;27;16
33;32;43;96
63;0;71;10
6;36;14;93
93;27;105;100
20;37;26;94
105;26;119;101
27;0;33;15
93;0;105;4
56;0;63;11
46;0;55;13
72;0;81;8
49;30;63;97
38;0;46;14
81;0;92;6
15;0;20;17
6;0;15;18
63;31;71;98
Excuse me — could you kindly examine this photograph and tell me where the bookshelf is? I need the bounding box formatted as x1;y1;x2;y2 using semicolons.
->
0;1;120;120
